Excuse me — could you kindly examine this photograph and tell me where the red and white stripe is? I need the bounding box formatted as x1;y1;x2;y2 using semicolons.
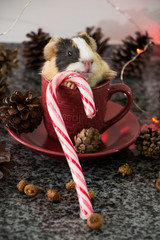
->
46;71;96;219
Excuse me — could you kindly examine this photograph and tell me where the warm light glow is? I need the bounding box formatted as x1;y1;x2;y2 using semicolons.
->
152;117;159;124
120;126;130;133
129;144;135;149
101;133;108;143
136;48;143;54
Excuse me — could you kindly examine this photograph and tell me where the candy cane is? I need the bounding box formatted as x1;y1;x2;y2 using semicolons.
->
46;71;96;219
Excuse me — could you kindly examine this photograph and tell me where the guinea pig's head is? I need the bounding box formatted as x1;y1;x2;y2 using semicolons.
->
43;33;98;80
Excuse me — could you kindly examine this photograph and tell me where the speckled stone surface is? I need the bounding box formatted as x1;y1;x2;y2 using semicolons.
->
0;43;160;240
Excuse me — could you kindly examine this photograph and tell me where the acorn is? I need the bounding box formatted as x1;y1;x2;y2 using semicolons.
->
17;179;28;192
87;213;104;229
24;184;38;196
66;179;76;192
156;179;160;191
89;190;95;201
47;190;61;202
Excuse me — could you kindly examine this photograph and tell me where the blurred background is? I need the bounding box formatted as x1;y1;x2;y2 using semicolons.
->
0;0;160;44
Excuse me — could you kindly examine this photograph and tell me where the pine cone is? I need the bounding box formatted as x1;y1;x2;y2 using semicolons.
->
0;80;9;105
111;31;153;77
85;26;110;56
135;127;160;159
0;141;14;180
22;28;51;69
0;91;42;134
0;44;18;82
74;127;101;153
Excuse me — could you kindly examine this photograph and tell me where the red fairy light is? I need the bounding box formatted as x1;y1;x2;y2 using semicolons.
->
136;48;143;54
129;144;135;149
152;117;159;124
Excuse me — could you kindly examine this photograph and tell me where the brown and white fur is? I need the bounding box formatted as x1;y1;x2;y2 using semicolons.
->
42;32;116;88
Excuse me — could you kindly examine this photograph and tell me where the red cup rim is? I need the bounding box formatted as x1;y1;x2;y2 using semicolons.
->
41;74;111;92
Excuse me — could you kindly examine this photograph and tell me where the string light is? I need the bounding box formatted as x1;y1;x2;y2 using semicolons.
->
120;41;159;124
105;0;159;124
0;0;159;124
0;0;32;37
152;117;159;124
105;0;142;31
120;41;151;84
136;48;143;54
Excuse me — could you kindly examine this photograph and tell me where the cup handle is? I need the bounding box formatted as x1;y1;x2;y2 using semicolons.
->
101;83;133;133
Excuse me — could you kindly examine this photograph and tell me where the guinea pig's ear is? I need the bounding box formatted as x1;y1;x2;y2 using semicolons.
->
78;32;97;52
43;36;61;61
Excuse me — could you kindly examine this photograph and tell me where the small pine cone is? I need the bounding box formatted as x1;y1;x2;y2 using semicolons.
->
85;26;110;56
0;44;18;81
74;127;101;153
0;91;42;134
22;28;51;69
111;31;153;77
135;127;160;159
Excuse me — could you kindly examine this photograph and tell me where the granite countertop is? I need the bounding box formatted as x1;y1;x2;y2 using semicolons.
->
0;43;160;240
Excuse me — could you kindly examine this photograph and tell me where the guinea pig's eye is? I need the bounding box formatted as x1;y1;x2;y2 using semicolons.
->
68;51;72;56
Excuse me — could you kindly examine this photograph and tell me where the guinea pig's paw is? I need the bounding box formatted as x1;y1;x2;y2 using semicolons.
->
61;81;77;89
106;70;117;80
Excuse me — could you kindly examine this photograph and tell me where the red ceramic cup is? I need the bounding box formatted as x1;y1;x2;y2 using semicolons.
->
41;75;133;141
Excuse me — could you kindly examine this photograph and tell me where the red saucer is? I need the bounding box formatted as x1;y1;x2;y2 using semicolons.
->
7;101;140;161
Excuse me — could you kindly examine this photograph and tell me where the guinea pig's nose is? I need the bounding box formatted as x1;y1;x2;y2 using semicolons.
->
82;60;93;72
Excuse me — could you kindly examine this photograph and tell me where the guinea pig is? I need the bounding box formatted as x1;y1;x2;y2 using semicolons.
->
42;32;116;88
